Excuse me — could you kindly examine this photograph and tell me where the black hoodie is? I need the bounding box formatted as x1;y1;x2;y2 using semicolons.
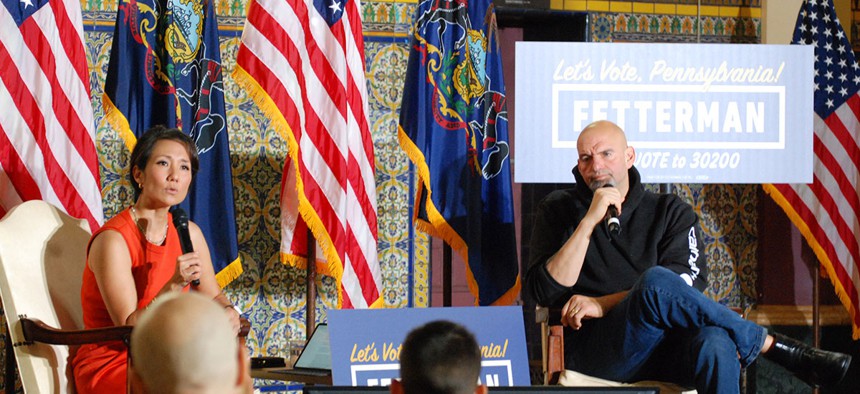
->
525;165;708;308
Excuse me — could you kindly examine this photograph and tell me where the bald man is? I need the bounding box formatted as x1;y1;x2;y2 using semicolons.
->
130;292;250;394
525;120;851;393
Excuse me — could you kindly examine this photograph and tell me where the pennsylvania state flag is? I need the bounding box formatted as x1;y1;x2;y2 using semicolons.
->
102;0;241;287
398;0;519;305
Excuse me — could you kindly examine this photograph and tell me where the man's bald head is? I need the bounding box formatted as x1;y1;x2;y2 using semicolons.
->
131;292;239;394
578;120;628;149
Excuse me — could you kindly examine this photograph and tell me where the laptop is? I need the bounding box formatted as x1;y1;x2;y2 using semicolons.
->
271;323;331;377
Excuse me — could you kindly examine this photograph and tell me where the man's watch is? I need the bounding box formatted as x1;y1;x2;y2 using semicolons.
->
224;304;242;314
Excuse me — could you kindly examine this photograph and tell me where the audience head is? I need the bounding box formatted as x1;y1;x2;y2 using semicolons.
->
131;292;245;394
391;320;487;394
129;125;199;200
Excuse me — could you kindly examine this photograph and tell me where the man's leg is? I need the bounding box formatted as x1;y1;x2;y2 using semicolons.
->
686;327;742;394
566;295;665;382
569;266;766;383
638;327;742;394
626;266;768;367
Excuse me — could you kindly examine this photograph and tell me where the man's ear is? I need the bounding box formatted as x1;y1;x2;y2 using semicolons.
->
625;146;635;168
237;345;253;393
389;379;404;394
475;384;488;394
128;365;147;394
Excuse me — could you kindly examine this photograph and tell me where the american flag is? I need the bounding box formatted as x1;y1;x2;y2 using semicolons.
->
234;0;382;308
0;0;103;230
764;0;860;338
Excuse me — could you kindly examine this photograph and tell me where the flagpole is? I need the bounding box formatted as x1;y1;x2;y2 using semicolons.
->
443;243;452;306
814;258;821;347
813;263;820;394
307;229;317;336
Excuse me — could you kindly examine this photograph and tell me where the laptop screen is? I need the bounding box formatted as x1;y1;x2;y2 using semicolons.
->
294;323;331;370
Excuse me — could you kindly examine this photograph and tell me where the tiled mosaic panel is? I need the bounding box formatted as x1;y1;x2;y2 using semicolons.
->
640;183;759;309
81;0;421;23
645;0;760;4
592;12;761;43
605;0;761;4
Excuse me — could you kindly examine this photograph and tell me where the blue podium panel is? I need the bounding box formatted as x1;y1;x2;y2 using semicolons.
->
328;306;530;387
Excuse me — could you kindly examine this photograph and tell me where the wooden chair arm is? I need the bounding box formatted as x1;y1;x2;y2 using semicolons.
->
20;317;132;346
239;317;250;338
536;306;565;385
535;306;563;325
20;315;249;347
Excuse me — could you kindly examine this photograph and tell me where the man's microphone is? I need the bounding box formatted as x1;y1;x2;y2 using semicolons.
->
602;184;621;236
171;207;200;286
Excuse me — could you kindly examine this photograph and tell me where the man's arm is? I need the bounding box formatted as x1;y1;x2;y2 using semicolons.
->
525;188;623;307
562;291;628;329
524;195;573;308
656;197;709;291
545;187;622;286
543;215;597;287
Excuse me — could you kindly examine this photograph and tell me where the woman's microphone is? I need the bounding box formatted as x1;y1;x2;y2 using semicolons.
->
170;207;200;286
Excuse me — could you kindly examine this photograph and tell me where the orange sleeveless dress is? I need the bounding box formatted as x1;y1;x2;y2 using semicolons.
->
72;208;183;394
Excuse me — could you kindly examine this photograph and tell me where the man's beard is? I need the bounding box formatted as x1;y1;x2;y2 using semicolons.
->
588;178;613;191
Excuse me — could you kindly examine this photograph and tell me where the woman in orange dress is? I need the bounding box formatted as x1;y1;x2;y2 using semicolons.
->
72;126;241;393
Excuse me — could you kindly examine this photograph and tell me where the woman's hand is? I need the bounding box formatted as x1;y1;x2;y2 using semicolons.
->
172;251;202;287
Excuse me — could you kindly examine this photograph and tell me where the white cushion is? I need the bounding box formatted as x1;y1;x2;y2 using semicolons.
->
558;369;697;394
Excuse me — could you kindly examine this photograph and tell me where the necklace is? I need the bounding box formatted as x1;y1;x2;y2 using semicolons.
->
130;206;168;245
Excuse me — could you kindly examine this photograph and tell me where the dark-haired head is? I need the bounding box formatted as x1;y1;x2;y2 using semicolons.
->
396;320;484;394
129;125;198;200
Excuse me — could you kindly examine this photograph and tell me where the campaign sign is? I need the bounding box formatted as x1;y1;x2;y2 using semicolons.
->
328;306;529;387
515;42;814;184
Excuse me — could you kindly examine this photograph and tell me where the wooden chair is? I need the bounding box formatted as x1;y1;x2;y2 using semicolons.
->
536;306;695;393
0;201;251;393
0;200;132;393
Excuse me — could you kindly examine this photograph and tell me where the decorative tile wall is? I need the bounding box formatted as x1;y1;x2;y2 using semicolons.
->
0;0;767;391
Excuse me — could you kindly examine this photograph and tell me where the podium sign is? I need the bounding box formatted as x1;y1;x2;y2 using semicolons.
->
515;42;814;184
328;306;529;387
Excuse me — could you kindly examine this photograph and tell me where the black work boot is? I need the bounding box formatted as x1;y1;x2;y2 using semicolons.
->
764;333;852;388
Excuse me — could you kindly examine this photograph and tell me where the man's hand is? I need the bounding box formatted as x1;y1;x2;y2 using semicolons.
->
584;186;623;230
561;294;603;329
224;305;241;335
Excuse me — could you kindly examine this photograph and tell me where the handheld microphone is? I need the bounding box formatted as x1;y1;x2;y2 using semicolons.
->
171;207;199;286
602;184;621;236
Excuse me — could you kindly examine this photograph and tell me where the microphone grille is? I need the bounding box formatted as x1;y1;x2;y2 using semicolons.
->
170;206;189;226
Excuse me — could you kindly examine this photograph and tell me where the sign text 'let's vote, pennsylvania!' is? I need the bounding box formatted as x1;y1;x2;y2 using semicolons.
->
515;42;813;184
